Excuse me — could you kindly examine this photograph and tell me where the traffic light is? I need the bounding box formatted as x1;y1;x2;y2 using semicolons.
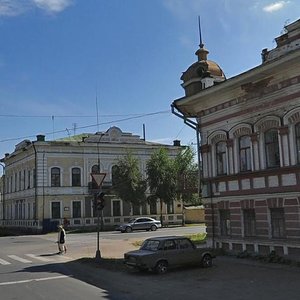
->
95;192;105;210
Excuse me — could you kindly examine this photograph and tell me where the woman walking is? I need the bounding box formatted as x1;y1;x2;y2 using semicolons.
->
57;224;67;254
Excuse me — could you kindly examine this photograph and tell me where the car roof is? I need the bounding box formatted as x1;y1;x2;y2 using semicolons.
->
145;236;188;241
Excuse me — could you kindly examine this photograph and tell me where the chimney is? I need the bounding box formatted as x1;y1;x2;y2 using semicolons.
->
173;140;181;146
36;135;45;142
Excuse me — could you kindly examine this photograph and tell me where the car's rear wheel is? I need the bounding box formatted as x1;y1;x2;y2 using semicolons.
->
125;226;132;233
155;260;168;274
150;225;157;231
201;254;212;268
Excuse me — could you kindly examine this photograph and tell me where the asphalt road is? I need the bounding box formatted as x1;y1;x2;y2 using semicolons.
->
1;226;300;300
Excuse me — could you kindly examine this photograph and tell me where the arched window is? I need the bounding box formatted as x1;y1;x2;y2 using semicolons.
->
239;136;251;172
51;167;60;187
265;129;280;168
296;123;300;164
72;168;81;187
216;141;227;175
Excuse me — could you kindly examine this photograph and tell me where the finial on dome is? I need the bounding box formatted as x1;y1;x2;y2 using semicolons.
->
198;16;204;48
195;16;209;61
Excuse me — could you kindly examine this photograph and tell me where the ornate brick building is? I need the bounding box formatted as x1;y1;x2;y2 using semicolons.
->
173;19;300;257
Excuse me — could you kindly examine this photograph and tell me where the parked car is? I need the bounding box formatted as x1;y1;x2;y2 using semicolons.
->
124;236;214;274
116;217;162;233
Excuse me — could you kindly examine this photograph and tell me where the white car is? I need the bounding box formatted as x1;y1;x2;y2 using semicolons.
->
117;217;162;233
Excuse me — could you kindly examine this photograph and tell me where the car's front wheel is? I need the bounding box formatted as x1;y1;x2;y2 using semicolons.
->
125;226;132;233
155;260;168;274
150;225;157;231
201;254;212;268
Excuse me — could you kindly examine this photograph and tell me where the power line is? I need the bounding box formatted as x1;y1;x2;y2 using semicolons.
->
0;110;170;144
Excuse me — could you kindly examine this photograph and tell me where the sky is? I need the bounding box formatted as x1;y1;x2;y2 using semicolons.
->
0;0;299;161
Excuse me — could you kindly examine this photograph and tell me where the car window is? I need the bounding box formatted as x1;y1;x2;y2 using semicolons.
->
163;240;176;250
128;219;136;223
140;240;160;251
175;239;193;250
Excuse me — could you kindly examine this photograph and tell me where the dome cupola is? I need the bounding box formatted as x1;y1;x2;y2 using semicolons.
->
181;17;226;97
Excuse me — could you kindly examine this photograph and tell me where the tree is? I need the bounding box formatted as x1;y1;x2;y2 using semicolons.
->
146;148;177;225
174;147;201;208
112;152;147;210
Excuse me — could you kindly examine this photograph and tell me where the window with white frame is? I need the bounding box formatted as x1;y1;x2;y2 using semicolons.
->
72;168;81;187
239;136;251;172
51;201;61;219
216;141;227;175
295;123;300;164
265;129;280;168
72;201;81;218
51;167;61;187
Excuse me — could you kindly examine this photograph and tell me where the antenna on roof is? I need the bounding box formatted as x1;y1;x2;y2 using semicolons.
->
198;16;204;48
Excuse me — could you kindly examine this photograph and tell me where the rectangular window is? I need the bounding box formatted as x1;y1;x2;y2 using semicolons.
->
219;209;231;236
270;208;286;238
27;170;31;189
51;201;61;219
239;136;251;172
72;168;81;187
51;167;60;187
19;171;22;191
33;169;36;188
265;129;280;168
113;200;121;216
243;209;256;237
216;142;227;175
28;203;31;219
72;201;81;218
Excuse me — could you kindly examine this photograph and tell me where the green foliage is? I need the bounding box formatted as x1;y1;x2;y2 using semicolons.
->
174;147;201;205
112;152;146;206
146;148;177;224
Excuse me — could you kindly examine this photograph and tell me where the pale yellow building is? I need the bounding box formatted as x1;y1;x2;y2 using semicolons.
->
1;127;184;232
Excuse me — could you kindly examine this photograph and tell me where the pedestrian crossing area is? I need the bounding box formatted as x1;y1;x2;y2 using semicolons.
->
0;254;71;265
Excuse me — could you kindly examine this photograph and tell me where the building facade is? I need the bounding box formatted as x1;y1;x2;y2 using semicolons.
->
173;19;300;258
0;126;184;232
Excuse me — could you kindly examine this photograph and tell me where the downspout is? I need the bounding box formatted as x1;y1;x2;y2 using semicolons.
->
32;143;38;221
0;163;5;220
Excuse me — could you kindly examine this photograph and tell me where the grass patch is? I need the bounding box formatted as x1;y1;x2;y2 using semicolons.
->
132;233;207;247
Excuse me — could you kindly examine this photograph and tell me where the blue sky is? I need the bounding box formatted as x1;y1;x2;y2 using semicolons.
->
0;0;299;159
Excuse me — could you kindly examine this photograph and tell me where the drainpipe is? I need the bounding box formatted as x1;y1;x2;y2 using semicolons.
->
32;143;38;221
0;163;5;221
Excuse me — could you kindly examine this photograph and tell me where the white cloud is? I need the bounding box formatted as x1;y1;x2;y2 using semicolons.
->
263;1;289;12
33;0;72;13
0;0;72;17
0;0;30;16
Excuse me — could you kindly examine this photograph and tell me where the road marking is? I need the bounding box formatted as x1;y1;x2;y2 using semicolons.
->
0;258;11;265
25;254;53;262
7;255;32;263
0;275;70;286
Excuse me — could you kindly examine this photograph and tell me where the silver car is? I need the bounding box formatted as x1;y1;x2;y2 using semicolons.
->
124;236;214;274
117;217;162;233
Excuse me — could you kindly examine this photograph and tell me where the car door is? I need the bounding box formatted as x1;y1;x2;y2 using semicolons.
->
175;238;198;265
133;218;145;230
162;240;178;266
